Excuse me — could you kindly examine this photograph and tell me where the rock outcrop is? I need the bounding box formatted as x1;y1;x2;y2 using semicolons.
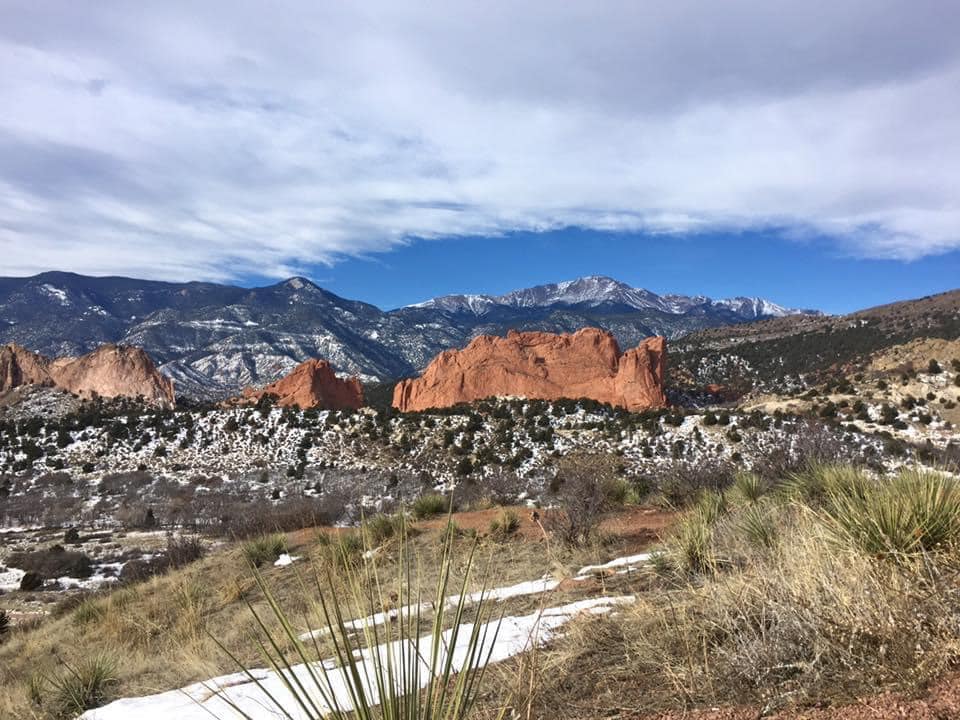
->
392;328;667;412
240;358;364;410
0;343;175;407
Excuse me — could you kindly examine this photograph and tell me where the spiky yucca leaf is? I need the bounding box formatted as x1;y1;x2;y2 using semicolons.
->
818;468;960;558
737;503;779;550
212;521;504;720
732;471;766;504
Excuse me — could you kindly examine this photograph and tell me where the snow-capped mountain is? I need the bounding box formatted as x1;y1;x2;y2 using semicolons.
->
410;275;811;319
0;272;819;397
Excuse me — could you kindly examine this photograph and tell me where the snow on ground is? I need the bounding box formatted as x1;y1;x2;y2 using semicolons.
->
298;552;653;643
0;566;25;592
576;553;652;579
81;595;635;720
299;576;561;642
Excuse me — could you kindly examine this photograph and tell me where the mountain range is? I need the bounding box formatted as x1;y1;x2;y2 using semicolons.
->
0;271;818;398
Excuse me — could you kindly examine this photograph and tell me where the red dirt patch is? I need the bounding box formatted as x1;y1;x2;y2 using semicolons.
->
415;504;675;549
637;673;960;720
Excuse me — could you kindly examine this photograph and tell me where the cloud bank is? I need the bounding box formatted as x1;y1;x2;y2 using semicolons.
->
1;1;958;281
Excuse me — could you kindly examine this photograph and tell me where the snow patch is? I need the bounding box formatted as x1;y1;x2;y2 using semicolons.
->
80;596;634;720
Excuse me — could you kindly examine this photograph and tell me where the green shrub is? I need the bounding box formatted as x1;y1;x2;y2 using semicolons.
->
242;533;287;567
412;493;449;519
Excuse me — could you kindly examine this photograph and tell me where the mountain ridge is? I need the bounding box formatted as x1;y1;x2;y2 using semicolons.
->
407;275;818;318
0;271;819;398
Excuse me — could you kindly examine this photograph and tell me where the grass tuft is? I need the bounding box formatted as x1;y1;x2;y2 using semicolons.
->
489;508;520;538
411;493;450;519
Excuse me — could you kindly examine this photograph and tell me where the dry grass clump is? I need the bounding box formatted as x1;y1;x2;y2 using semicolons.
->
625;464;960;711
488;509;520;538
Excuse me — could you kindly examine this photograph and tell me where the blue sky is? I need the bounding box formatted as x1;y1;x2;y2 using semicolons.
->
2;2;958;309
300;229;960;315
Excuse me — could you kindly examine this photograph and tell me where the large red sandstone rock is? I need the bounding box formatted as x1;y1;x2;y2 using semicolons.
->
392;328;667;412
0;343;175;407
241;358;364;410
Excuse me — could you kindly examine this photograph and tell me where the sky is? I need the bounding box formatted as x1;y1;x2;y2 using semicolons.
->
0;1;958;313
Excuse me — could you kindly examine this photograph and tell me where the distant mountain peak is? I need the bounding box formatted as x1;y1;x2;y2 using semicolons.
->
408;275;813;319
281;276;316;291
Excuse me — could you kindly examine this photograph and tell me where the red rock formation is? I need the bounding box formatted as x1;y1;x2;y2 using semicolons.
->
392;328;667;412
0;344;52;390
241;358;364;410
0;343;175;406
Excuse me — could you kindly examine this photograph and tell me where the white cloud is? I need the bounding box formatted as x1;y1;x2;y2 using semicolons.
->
0;0;958;280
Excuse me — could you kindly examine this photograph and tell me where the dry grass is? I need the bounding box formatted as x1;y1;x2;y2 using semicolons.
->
478;466;960;719
564;467;960;715
0;511;621;719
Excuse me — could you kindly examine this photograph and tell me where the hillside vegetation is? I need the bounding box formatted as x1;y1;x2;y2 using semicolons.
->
3;463;960;719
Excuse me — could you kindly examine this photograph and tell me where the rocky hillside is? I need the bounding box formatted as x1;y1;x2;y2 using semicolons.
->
672;289;960;396
0;272;815;398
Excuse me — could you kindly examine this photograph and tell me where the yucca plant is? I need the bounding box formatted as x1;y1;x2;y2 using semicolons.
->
695;490;728;526
669;508;716;575
731;471;766;504
736;503;779;550
213;522;504;719
898;469;960;549
412;493;450;520
489;509;520;538
818;468;960;557
46;652;118;718
363;512;407;546
785;462;870;507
